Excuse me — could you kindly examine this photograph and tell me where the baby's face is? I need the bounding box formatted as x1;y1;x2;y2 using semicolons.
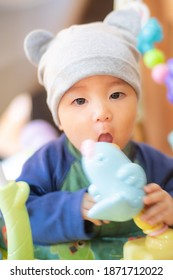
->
58;75;138;151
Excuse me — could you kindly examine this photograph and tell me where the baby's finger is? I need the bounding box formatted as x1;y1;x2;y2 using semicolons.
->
102;220;110;224
82;199;95;210
90;219;103;226
144;183;161;194
82;208;103;226
141;203;165;224
143;189;166;205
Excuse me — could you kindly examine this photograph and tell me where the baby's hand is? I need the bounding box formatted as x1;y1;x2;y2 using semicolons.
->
142;183;173;226
81;192;109;226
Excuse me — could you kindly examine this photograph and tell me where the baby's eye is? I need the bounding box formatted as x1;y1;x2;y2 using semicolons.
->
110;92;123;99
73;98;86;105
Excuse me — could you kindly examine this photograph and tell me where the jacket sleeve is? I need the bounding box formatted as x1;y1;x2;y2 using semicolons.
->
17;141;93;245
135;142;173;197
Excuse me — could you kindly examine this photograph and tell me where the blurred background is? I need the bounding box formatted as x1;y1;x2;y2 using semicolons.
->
0;0;173;178
0;0;90;117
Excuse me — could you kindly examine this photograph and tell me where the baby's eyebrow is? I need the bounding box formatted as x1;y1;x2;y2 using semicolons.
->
66;85;87;96
108;79;128;86
70;84;86;90
109;80;132;90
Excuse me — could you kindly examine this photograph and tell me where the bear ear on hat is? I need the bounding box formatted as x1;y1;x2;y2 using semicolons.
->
24;29;54;66
104;9;141;37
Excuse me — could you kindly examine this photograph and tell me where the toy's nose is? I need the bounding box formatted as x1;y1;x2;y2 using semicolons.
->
81;139;95;158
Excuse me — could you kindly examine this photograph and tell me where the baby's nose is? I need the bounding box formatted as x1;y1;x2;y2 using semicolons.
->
93;104;112;122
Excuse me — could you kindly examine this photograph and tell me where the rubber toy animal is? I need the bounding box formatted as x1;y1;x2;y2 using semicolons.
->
81;140;146;222
0;164;34;260
123;210;173;260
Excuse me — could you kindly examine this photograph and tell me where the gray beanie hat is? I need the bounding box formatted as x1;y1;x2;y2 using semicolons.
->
24;9;141;127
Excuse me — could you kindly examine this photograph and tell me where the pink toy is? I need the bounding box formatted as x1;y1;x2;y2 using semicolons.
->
151;63;169;84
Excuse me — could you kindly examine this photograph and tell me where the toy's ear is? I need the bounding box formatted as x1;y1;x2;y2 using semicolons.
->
81;140;95;158
24;29;54;66
104;9;141;37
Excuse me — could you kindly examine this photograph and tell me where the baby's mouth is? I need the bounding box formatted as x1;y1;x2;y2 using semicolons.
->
98;133;113;143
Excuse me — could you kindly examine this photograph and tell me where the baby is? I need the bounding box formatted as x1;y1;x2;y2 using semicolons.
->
15;8;173;259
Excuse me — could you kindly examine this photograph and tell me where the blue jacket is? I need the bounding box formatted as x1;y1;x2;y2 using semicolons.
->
17;133;173;246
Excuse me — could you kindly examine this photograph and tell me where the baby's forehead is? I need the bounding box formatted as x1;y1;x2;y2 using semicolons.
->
69;75;129;88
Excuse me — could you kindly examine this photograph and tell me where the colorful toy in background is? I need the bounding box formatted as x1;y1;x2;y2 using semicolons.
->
123;2;164;66
137;12;173;103
117;0;173;103
133;1;173;103
162;58;173;103
137;18;163;57
123;210;173;260
81;140;146;222
167;130;173;151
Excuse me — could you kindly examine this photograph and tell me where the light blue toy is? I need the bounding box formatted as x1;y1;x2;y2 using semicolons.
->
137;18;163;55
81;140;146;222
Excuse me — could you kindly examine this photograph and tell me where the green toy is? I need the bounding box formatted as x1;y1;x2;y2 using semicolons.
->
51;240;94;260
0;164;34;260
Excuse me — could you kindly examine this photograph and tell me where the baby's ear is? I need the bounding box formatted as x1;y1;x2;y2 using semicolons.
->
24;29;54;66
104;9;141;37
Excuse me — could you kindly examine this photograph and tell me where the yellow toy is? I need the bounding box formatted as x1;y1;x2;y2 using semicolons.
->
123;210;173;260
